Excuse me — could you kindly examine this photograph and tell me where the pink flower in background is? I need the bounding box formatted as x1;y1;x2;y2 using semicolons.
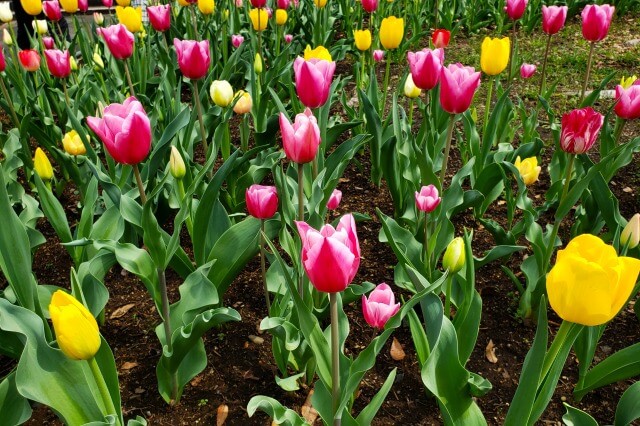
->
327;189;342;210
250;0;266;7
284;34;293;43
560;107;604;154
415;185;441;213
42;0;62;21
43;36;54;49
373;49;384;62
97;24;134;60
101;0;112;7
505;0;527;20
293;57;335;108
148;5;171;32
362;283;400;329
614;85;640;120
407;48;444;90
542;5;568;35
520;63;536;79
44;49;71;78
439;63;481;114
277;0;290;8
78;0;88;12
361;0;377;12
581;4;615;42
174;39;210;80
280;108;321;164
246;185;279;219
231;34;244;48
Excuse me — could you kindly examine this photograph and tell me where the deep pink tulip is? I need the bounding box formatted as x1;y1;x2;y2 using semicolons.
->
246;184;279;219
0;49;5;73
43;36;54;49
327;189;342;210
542;5;568;35
284;34;293;43
407;48;444;91
250;0;266;7
266;7;273;18
581;4;614;42
277;0;290;9
373;50;384;62
101;0;112;7
439;63;481;114
97;24;134;60
87;97;151;164
231;34;244;48
280;108;320;164
505;0;527;20
148;5;171;32
293;57;335;109
520;63;536;79
18;50;40;72
44;49;71;78
415;185;441;213
432;29;450;49
560;107;604;154
296;214;360;293
78;0;88;12
362;283;400;329
43;0;62;21
361;0;377;12
614;85;640;120
174;39;210;80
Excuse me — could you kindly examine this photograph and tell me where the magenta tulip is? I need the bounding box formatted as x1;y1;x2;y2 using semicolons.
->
407;48;444;90
362;283;400;329
42;0;62;21
277;0;290;8
246;184;279;219
542;5;568;35
293;57;336;109
87;97;151;164
415;185;441;213
174;39;210;80
560;107;604;154
280;108;321;164
327;189;342;210
148;5;171;32
97;24;134;60
250;0;266;7
101;0;112;7
0;49;5;73
284;34;293;43
614;85;640;120
296;214;360;293
505;0;527;20
43;36;54;49
373;50;384;62
78;0;87;11
581;4;614;42
361;0;377;12
439;63;481;114
44;49;71;78
231;34;244;48
520;63;536;79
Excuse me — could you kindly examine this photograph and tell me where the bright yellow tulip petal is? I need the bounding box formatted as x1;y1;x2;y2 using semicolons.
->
480;37;510;76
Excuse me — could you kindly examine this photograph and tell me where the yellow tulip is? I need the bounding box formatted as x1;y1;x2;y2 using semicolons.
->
62;130;87;156
20;0;42;16
34;148;53;181
275;9;287;25
547;234;640;326
514;156;541;186
480;36;510;76
403;74;421;98
115;0;130;6
210;80;234;107
379;16;404;50
620;75;638;89
353;29;372;51
116;6;142;32
198;0;214;15
177;0;189;6
314;0;327;7
304;45;332;61
233;90;252;114
249;8;268;31
59;0;78;13
49;290;101;360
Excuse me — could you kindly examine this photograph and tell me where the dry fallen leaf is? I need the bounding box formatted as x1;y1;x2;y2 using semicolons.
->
623;187;633;193
390;337;405;361
485;340;498;364
216;404;229;426
121;361;138;371
190;375;203;386
301;389;319;424
110;303;135;319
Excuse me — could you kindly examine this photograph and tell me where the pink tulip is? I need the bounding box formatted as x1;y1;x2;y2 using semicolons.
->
327;189;342;210
505;0;527;20
581;4;614;42
432;29;450;49
246;184;279;219
277;0;290;8
560;107;604;154
44;49;71;78
362;283;400;329
439;63;481;114
174;39;210;80
296;214;360;293
43;36;55;49
407;48;444;90
87;97;151;164
614;85;640;120
148;5;171;32
280;108;321;164
361;0;377;12
101;0;112;7
542;5;568;35
231;34;244;48
0;49;5;73
415;185;441;213
78;0;88;12
373;49;384;62
250;0;266;7
18;50;40;72
235;0;242;6
284;34;293;43
266;7;273;18
520;63;536;79
97;24;134;60
42;0;62;21
293;57;336;109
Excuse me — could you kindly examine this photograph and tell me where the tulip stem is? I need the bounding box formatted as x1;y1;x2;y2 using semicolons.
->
613;117;626;145
483;76;494;137
87;357;120;425
176;179;193;237
539;321;580;387
510;22;517;79
63;79;70;107
190;5;200;41
260;220;271;312
408;98;414;128
423;212;432;280
439;114;456;190
434;0;439;28
297;163;305;297
192;81;210;162
538;34;552;97
158;268;178;404
381;52;392;115
132;164;147;204
579;42;595;105
124;60;135;97
329;292;341;426
360;52;366;90
443;274;453;319
0;75;20;128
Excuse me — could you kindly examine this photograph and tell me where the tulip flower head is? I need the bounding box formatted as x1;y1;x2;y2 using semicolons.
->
21;0;42;15
296;214;360;293
520;63;536;79
354;29;372;51
362;283;400;329
246;184;279;219
249;8;268;31
327;189;342;210
621;214;640;249
542;5;568;35
93;12;104;25
43;0;62;21
361;0;377;12
2;29;11;45
404;74;421;98
250;0;264;6
380;16;404;50
169;146;186;179
254;52;263;73
277;0;289;8
293;56;336;108
116;6;142;32
19;49;40;72
280;108;321;164
174;39;210;80
0;2;13;22
49;291;101;360
44;49;71;78
32;19;48;35
313;0;327;8
62;130;88;156
514;156;541;185
439;63;481;114
560;107;604;154
43;36;54;49
210;80;234;107
284;34;293;43
547;234;640;326
97;24;135;60
480;37;510;76
620;75;638;89
78;0;87;12
102;0;112;6
233;90;252;114
407;47;444;90
505;0;527;21
59;0;77;12
198;0;214;14
231;34;244;48
581;4;614;42
373;49;384;62
614;84;640;120
87;97;151;164
443;237;465;274
304;45;332;61
275;8;287;25
34;147;54;181
148;5;171;32
0;49;5;72
432;29;450;48
415;185;441;213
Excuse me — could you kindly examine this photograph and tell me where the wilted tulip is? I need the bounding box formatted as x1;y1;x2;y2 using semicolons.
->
148;5;171;32
210;80;234;107
407;48;444;90
404;74;421;98
246;184;279;219
514;156;541;185
520;63;536;78
116;6;142;32
439;63;481;114
614;85;640;120
621;214;640;249
169;146;186;179
560;107;604;154
174;39;210;80
21;0;42;15
62;130;87;155
233;90;252;114
293;57;335;108
505;0;527;20
362;283;400;329
43;0;61;21
34;147;53;181
97;24;135;60
0;2;13;22
327;189;342;210
19;49;40;71
353;29;371;51
361;0;377;12
198;0;214;14
231;34;244;48
280;108;321;164
49;291;101;360
44;49;71;78
432;29;450;48
249;8;268;31
415;185;441;212
379;16;404;50
542;5;568;35
443;237;465;273
581;4;614;42
373;49;384;62
480;37;510;76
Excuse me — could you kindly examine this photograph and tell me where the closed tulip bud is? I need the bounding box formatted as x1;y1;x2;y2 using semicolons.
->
249;8;268;31
362;283;400;329
542;5;568;35
62;130;87;155
102;0;112;6
505;0;527;21
432;29;450;48
275;9;287;25
284;33;293;43
42;36;54;49
304;44;332;61
249;0;264;6
443;237;465;274
407;47;444;90
115;0;129;5
415;184;441;212
93;52;104;70
19;49;40;72
235;0;242;6
69;56;77;71
254;52;263;73
277;0;289;8
293;56;335;108
280;108;320;164
32;19;48;35
480;36;510;76
198;0;214;14
520;63;536;79
231;34;244;48
373;49;384;62
361;0;377;12
93;12;104;24
614;85;640;120
439;63;481;114
620;75;637;89
514;156;541;185
210;80;234;107
21;0;42;15
116;6;142;33
174;38;210;80
313;0;327;8
3;28;12;45
0;50;4;72
621;214;640;249
353;29;371;51
327;188;342;210
581;4;614;42
379;16;404;50
97;24;135;60
169;146;186;179
547;234;640;326
43;0;61;21
246;184;278;219
78;0;87;12
233;90;252;114
0;2;13;22
49;291;101;360
148;4;171;32
34;148;54;181
403;74;421;98
44;49;71;78
560;107;604;154
59;0;77;12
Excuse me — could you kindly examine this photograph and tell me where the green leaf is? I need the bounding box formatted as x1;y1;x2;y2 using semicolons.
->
615;381;640;426
275;372;306;392
0;371;32;425
355;368;397;425
246;396;307;425
562;403;598;426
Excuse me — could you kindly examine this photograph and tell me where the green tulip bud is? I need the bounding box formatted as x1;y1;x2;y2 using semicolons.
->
169;146;186;179
443;237;465;274
254;53;263;74
621;213;640;249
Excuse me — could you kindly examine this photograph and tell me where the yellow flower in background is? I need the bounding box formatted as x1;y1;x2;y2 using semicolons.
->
62;130;87;156
210;80;234;107
116;6;142;33
353;29;372;51
49;290;101;360
379;16;404;50
249;8;268;31
547;234;640;326
403;74;421;98
514;156;541;186
198;0;214;15
480;36;510;76
233;90;253;114
275;9;287;25
59;0;78;13
620;75;638;89
115;0;130;6
20;0;42;16
177;0;189;6
34;148;53;181
304;45;332;61
314;0;327;7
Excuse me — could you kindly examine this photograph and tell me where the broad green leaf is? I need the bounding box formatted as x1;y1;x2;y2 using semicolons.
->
0;371;32;425
615;381;640;426
562;403;598;426
246;396;307;425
